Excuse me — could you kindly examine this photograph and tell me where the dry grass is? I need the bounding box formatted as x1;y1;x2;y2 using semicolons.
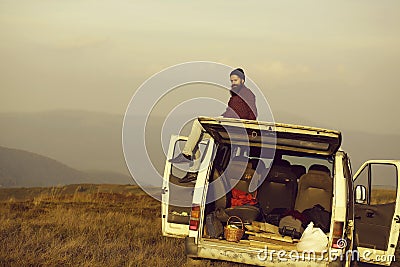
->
0;185;398;266
0;185;249;267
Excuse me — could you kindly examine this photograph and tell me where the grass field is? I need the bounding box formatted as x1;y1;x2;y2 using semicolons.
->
0;185;398;266
0;184;246;267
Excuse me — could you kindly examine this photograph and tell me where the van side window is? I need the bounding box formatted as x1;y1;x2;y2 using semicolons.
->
370;164;397;205
354;163;397;205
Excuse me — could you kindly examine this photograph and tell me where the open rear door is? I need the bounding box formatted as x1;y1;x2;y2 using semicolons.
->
161;135;213;238
353;160;400;266
198;116;341;156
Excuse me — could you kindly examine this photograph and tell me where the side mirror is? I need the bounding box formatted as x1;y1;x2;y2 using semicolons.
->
355;185;367;204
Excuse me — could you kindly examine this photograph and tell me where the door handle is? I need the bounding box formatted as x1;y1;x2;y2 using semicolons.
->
366;210;375;218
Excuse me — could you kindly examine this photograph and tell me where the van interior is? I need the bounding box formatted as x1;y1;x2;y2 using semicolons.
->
203;145;334;250
207;146;333;222
166;141;335;250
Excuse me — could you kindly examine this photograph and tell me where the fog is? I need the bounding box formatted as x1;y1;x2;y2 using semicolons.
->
0;1;399;185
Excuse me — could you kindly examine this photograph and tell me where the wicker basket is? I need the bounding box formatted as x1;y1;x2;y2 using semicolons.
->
224;216;244;242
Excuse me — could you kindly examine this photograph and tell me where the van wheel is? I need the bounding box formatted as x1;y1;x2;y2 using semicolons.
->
186;256;209;266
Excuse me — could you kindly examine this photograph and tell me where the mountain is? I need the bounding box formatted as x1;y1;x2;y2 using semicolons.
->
0;110;399;186
0;146;133;187
0;110;128;175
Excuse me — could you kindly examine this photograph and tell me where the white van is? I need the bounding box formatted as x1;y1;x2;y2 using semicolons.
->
162;117;399;266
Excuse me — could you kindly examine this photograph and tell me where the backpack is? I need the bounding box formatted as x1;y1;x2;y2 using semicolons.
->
205;212;223;238
302;204;331;233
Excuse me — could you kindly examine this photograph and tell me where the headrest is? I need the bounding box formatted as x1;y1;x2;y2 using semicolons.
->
266;165;297;184
309;164;331;176
300;173;332;192
273;159;291;167
291;165;306;178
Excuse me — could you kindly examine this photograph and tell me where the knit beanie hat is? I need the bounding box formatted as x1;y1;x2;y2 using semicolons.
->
230;68;245;81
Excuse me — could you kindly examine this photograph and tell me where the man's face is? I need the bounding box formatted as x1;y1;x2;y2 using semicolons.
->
230;75;244;89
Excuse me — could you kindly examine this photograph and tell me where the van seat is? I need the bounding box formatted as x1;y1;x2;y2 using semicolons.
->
257;163;298;215
213;156;261;223
294;164;333;212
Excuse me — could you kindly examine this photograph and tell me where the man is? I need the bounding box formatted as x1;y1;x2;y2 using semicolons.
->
169;68;258;182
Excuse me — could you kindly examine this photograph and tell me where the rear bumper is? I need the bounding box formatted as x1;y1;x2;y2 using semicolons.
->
185;238;346;267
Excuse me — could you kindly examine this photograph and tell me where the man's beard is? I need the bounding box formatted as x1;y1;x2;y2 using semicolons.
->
230;83;243;96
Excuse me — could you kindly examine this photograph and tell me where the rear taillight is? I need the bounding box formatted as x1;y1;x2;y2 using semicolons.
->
331;221;344;248
189;205;200;231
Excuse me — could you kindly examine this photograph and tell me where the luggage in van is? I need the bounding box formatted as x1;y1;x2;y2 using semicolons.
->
278;212;305;240
264;208;288;226
297;221;328;252
205;212;223;238
302;204;331;233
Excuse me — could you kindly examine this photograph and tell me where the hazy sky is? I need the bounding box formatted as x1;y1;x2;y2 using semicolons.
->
1;1;400;135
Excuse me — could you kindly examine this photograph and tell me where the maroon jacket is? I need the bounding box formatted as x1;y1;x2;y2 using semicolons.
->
221;85;257;120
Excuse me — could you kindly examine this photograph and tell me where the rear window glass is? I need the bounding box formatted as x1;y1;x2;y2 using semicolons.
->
282;154;333;175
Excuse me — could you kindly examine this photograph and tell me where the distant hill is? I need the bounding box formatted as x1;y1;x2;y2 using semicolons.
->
0;110;170;179
0;110;128;175
0;110;399;186
0;146;133;187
